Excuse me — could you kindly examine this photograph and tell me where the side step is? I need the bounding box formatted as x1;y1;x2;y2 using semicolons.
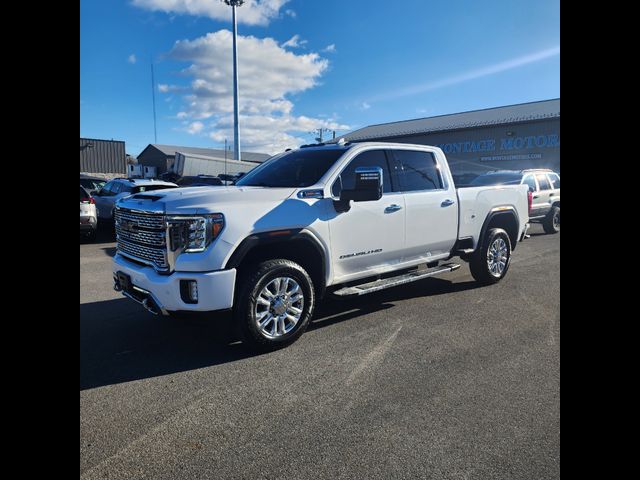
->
332;263;461;297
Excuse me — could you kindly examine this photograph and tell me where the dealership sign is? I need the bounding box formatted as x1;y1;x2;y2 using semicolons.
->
436;134;560;155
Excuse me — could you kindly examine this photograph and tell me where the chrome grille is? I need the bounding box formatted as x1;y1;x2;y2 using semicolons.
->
115;208;168;270
115;209;165;230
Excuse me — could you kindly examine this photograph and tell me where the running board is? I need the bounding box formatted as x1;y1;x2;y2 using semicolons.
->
332;263;461;297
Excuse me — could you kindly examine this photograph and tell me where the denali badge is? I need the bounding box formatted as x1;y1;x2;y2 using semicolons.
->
339;249;382;260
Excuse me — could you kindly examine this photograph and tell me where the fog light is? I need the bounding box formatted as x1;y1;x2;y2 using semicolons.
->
180;280;199;304
189;281;198;302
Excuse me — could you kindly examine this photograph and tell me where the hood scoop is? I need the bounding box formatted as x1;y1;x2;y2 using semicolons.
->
131;194;163;201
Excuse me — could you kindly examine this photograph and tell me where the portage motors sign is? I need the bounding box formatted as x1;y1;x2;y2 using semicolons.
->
437;134;560;156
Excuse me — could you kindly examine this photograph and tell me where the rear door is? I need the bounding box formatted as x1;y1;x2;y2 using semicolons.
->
390;148;458;263
94;181;115;219
534;173;553;216
546;172;560;204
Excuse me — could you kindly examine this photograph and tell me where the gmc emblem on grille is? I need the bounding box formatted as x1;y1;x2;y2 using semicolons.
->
118;219;138;233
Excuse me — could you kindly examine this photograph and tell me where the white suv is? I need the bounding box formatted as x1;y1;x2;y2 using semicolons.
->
470;169;560;234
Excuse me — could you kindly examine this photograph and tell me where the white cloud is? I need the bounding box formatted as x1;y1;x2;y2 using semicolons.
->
361;102;371;110
128;54;137;64
285;9;296;18
161;30;348;153
282;34;307;49
323;44;336;53
132;0;291;26
186;121;204;134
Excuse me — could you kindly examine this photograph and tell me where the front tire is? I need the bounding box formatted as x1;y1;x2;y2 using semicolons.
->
469;228;512;285
543;205;560;234
234;259;315;351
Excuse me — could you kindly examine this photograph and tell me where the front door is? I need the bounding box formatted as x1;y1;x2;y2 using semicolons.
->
533;172;553;217
327;149;406;283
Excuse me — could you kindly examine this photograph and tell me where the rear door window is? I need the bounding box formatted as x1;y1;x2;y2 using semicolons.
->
536;174;551;190
548;173;560;189
392;150;443;191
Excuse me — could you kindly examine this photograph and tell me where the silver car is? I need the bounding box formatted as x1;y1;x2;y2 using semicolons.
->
93;178;178;221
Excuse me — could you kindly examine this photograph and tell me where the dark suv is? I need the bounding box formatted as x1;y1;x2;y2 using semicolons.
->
470;169;560;234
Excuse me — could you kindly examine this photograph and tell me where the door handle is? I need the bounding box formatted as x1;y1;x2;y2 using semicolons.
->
384;204;402;213
441;199;455;207
549;193;555;196
533;195;539;199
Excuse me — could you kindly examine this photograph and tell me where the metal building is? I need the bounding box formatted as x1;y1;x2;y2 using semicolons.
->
137;144;271;176
330;99;560;184
80;138;127;174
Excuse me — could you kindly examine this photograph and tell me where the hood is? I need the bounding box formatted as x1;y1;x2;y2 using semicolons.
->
116;186;297;215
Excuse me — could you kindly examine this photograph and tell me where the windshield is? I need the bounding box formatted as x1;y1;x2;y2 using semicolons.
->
470;173;521;186
236;148;348;188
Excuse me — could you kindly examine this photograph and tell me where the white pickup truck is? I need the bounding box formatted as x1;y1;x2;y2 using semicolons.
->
113;141;530;350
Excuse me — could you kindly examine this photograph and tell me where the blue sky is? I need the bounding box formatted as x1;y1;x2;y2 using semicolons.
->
80;0;560;156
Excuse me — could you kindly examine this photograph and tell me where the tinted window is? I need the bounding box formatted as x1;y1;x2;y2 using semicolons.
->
133;184;177;193
470;173;522;186
333;150;392;197
111;183;123;194
236;148;347;188
100;181;114;195
393;150;443;191
80;187;87;201
548;173;560;189
119;183;133;194
536;174;551;190
522;175;537;191
80;178;105;191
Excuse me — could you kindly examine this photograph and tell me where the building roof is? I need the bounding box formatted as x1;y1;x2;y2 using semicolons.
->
331;98;560;143
143;144;271;163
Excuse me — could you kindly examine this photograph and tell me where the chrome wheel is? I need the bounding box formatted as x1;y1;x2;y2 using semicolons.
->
553;210;560;230
254;277;304;339
487;238;508;277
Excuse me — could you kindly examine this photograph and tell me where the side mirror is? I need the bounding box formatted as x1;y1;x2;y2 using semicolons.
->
340;167;383;203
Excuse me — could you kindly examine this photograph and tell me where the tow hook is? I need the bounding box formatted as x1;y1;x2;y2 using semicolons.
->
142;297;160;316
113;277;122;292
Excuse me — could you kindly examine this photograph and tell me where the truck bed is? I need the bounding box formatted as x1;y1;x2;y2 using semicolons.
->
456;184;529;248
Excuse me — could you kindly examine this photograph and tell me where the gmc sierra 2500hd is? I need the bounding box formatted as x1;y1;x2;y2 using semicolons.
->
113;141;530;350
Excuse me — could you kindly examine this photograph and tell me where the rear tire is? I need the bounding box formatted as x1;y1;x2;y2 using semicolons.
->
543;205;560;234
234;259;315;351
469;228;512;285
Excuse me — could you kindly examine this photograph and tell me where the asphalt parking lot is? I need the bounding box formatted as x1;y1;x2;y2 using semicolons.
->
80;225;559;480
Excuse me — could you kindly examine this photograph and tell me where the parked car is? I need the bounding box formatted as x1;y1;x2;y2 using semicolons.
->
80;186;97;241
80;174;107;195
177;175;224;187
112;141;530;351
469;169;560;233
93;178;178;221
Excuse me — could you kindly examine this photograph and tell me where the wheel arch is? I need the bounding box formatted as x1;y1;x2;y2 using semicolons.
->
225;229;328;299
479;209;520;252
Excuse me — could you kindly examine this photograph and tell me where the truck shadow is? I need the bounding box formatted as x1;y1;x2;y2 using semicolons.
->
80;277;480;391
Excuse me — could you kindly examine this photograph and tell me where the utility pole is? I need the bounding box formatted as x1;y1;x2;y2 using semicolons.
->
151;61;158;143
222;1;244;161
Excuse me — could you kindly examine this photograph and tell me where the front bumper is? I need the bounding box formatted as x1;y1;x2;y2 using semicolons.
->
112;253;236;315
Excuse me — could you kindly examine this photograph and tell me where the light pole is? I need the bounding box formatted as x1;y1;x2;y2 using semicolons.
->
222;0;244;161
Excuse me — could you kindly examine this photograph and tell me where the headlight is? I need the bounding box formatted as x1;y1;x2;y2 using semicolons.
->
167;213;224;253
